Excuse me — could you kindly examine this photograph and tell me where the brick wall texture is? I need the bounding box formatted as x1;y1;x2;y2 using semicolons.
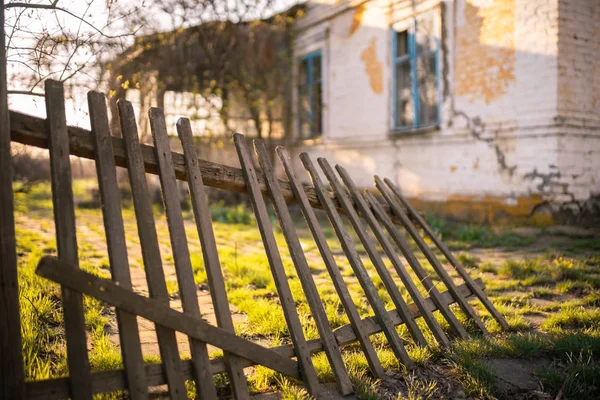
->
292;0;600;223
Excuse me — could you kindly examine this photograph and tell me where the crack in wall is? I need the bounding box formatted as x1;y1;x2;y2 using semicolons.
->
453;110;518;176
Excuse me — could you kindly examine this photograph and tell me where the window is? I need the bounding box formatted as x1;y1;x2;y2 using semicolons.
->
298;51;322;139
393;13;440;131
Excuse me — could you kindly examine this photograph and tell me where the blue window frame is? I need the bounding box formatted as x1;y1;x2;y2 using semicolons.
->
297;51;322;139
392;13;440;131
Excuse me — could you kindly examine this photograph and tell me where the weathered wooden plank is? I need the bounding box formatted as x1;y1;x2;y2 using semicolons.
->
24;278;484;400
254;140;353;396
336;165;450;348
364;190;468;341
176;118;249;399
0;2;25;397
375;176;488;335
300;153;413;367
35;256;301;379
117;100;187;399
276;147;385;379
45;80;93;399
320;160;426;348
148;109;218;400
8;110;414;224
383;178;510;330
88;91;148;399
233;134;321;396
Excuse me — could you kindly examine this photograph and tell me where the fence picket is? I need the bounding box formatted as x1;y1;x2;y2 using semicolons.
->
118;100;187;399
383;178;509;330
335;165;450;348
45;80;93;399
149;109;218;400
319;160;426;348
176;118;250;399
276;147;385;379
300;153;413;367
254;141;353;395
88;91;148;399
375;176;487;335
233;134;321;396
364;190;468;340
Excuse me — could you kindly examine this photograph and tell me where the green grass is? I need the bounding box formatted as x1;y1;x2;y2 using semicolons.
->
12;181;600;399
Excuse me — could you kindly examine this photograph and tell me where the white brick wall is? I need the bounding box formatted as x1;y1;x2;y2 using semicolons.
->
292;0;600;219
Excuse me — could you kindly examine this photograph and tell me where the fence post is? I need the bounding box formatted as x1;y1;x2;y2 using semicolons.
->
0;1;26;398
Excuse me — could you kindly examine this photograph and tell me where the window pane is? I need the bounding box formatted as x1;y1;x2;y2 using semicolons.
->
417;52;438;126
395;30;408;57
298;60;308;86
312;56;321;83
311;81;322;137
415;15;436;55
395;59;414;128
298;85;311;139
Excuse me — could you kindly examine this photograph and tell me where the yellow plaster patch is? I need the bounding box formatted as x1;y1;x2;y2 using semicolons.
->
360;38;383;94
348;3;366;37
456;0;516;104
450;165;457;173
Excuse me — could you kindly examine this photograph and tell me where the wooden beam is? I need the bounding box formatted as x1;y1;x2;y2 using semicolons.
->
8;110;409;223
36;256;301;380
24;277;485;400
0;1;25;398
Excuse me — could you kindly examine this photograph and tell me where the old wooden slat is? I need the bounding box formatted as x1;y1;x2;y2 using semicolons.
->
88;91;148;399
320;160;427;348
24;278;484;400
45;80;93;399
364;190;468;340
35;256;301;379
148;109;218;400
254;140;353;395
335;165;450;348
9;110;413;224
276;147;385;379
176;118;249;399
300;153;413;367
233;134;321;396
374;176;488;335
117;100;188;399
383;178;510;330
0;2;25;397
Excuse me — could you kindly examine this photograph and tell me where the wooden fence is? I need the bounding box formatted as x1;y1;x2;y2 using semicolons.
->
0;80;508;399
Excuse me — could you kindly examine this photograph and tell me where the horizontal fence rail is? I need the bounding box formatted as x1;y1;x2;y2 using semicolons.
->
26;265;485;400
9;110;407;224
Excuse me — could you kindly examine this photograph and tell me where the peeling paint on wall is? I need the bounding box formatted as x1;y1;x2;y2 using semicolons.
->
360;38;383;94
455;0;516;104
348;3;366;37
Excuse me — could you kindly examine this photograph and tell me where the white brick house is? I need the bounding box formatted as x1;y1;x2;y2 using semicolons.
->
290;0;600;224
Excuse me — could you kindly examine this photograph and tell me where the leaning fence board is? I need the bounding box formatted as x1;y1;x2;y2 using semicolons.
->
88;91;148;399
383;178;510;330
300;153;413;367
364;190;469;340
276;147;385;379
335;165;450;348
35;256;301;379
254;140;353;396
45;80;93;399
118;100;188;399
8;110;413;225
320;159;427;348
177;118;249;399
24;278;484;400
233;134;321;395
149;109;218;400
374;176;488;335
